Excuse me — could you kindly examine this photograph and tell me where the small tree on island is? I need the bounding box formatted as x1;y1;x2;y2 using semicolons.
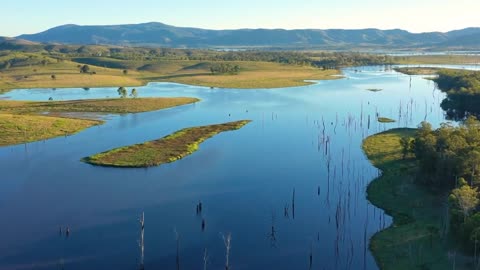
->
130;88;138;98
117;87;128;98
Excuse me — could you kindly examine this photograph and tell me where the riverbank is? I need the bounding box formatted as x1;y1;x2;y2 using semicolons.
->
394;67;443;75
0;57;341;93
83;120;251;168
363;128;461;270
0;97;199;146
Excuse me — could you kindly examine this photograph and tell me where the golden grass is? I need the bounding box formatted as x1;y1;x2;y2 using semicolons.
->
0;113;101;146
83;120;251;167
0;97;199;114
149;62;341;89
0;97;199;147
0;59;341;92
394;67;442;75
0;60;145;91
394;55;480;65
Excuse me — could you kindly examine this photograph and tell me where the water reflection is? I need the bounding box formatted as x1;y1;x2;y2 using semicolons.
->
0;65;469;270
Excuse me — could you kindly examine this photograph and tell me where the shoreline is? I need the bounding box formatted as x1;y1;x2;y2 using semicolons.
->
0;97;199;147
363;128;463;270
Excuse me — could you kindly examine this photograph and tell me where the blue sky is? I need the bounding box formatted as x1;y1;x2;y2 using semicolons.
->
3;0;479;36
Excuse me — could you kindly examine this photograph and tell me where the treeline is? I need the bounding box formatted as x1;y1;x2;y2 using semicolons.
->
413;118;480;186
209;63;240;74
435;70;480;120
408;117;480;252
0;42;396;70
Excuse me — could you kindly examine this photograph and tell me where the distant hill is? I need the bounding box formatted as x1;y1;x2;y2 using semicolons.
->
0;37;42;51
15;22;480;49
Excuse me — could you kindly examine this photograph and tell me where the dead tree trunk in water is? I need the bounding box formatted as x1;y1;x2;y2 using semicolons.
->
292;188;296;220
222;233;232;270
203;248;209;270
174;229;181;270
139;212;145;270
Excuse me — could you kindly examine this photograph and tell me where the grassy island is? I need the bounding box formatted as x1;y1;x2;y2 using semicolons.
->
366;88;383;92
83;120;251;168
363;129;456;270
0;97;199;146
377;117;396;123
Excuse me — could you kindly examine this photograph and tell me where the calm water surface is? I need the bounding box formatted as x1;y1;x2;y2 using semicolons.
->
0;66;472;270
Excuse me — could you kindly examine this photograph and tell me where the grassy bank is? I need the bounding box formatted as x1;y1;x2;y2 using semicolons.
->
363;129;460;270
0;56;341;92
83;120;251;168
0;97;199;114
394;55;480;65
0;113;101;146
394;67;443;75
0;97;199;146
149;61;341;89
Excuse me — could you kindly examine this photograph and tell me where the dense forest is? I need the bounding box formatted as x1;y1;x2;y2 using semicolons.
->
435;70;480;120
411;117;480;252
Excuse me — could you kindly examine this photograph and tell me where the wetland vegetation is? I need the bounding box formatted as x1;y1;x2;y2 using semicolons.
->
365;115;480;270
83;120;251;167
2;37;480;270
377;117;396;123
0;97;198;146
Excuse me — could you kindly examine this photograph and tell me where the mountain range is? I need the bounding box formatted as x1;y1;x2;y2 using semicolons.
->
12;22;480;49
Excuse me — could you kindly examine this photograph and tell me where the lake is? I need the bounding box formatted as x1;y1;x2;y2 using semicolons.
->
0;65;473;270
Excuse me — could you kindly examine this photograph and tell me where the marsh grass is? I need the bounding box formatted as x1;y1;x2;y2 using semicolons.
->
394;67;443;76
0;113;101;146
0;97;199;146
83;120;251;167
363;129;460;270
377;117;396;123
0;97;199;114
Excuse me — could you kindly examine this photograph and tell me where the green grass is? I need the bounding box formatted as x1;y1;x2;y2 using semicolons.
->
0;97;199;146
0;113;101;146
83;120;251;168
378;117;396;123
363;129;467;270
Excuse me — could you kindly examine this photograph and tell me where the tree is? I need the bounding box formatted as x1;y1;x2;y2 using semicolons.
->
51;74;56;80
400;136;412;159
130;88;138;98
80;65;90;74
123;69;128;75
117;87;128;98
451;183;479;222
